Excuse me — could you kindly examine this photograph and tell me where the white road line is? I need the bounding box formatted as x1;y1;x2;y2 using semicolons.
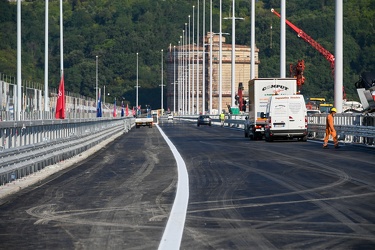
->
157;124;189;250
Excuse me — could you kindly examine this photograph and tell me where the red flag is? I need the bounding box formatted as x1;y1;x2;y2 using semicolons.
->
55;75;65;119
113;98;117;117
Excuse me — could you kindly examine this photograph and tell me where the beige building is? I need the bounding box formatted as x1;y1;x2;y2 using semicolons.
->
166;33;259;114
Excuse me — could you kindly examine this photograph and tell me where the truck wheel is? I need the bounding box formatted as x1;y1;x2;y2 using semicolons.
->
301;136;307;142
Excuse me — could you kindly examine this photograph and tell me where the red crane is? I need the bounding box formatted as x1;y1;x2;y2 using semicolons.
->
271;8;348;99
271;8;335;73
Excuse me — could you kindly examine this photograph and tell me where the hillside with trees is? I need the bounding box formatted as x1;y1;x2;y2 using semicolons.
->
0;0;374;108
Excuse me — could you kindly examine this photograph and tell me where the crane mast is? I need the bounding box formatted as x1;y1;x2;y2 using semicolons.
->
271;8;335;72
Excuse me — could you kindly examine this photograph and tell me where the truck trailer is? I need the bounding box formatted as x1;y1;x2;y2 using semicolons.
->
244;78;297;140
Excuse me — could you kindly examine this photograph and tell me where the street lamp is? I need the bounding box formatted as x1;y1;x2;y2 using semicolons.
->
135;52;139;109
161;49;164;114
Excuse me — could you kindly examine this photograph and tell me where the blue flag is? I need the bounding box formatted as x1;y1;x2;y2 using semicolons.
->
121;101;125;117
97;94;102;117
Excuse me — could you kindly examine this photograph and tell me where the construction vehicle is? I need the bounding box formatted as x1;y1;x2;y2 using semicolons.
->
234;82;245;113
271;8;335;74
244;78;297;140
305;97;335;113
290;59;305;93
272;8;358;111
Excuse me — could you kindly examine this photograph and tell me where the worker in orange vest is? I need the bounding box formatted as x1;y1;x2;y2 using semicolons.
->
323;107;339;149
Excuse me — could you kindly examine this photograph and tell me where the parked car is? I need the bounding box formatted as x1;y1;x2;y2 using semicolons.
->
167;114;173;120
197;115;212;126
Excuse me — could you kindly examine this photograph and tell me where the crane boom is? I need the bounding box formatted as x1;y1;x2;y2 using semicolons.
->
271;8;335;71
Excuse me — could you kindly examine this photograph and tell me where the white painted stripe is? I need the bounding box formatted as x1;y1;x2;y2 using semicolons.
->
157;124;189;250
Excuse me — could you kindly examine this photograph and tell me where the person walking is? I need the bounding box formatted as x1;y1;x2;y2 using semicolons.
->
323;107;339;149
220;112;225;127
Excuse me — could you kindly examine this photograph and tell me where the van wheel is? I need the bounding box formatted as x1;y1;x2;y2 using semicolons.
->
265;134;273;142
301;136;307;142
255;132;262;140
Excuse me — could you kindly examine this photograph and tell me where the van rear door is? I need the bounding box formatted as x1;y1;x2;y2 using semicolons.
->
270;96;289;130
287;96;307;130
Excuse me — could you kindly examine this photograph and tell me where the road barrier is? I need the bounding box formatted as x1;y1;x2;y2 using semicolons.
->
180;113;375;146
0;118;134;186
307;113;375;145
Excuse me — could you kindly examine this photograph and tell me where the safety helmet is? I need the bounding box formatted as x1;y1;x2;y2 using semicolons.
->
330;107;337;113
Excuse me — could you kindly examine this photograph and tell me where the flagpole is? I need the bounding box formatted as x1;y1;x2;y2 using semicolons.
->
96;55;98;111
60;0;63;76
44;0;49;113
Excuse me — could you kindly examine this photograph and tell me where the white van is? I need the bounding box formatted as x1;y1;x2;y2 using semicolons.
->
263;95;308;142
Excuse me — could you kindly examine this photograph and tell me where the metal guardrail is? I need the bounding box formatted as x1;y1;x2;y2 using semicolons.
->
307;113;375;145
0;118;134;186
178;113;375;146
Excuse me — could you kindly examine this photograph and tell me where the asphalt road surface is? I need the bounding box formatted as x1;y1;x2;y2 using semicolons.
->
0;118;374;250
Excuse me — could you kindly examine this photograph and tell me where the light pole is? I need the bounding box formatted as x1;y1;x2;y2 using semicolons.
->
219;0;223;113
209;0;212;113
224;0;244;107
192;6;195;115
178;38;182;114
44;0;49;112
161;49;164;114
182;29;185;114
188;15;191;114
251;0;256;80
184;23;188;114
136;52;139;109
196;0;200;115
280;0;286;78
202;0;206;113
173;45;176;113
209;31;228;113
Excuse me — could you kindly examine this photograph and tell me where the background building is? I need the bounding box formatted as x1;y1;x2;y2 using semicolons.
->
166;33;259;115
